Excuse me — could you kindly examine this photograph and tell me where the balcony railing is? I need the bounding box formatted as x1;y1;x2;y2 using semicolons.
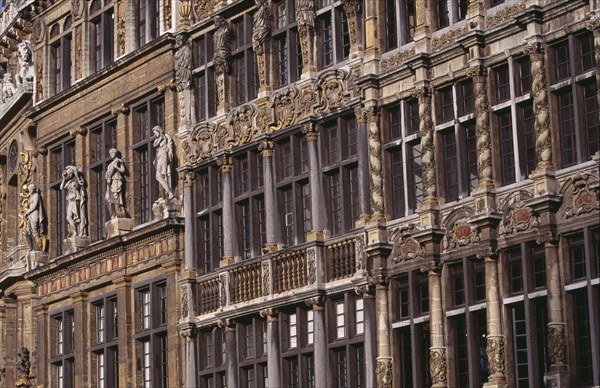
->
196;236;362;316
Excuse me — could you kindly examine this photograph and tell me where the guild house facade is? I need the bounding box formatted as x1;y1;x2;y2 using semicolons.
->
0;0;598;387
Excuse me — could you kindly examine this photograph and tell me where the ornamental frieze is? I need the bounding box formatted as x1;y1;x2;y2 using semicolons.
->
431;25;468;51
560;173;599;219
485;1;526;28
500;201;540;235
380;47;416;73
193;0;214;22
389;225;426;264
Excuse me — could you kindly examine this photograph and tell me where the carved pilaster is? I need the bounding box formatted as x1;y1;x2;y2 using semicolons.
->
525;41;554;171
116;0;126;55
342;0;361;54
213;16;235;112
547;323;567;366
414;86;437;204
253;0;272;92
586;11;600;111
486;335;506;379
296;0;316;74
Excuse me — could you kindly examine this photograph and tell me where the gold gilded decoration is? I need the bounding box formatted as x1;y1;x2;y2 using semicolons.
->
375;358;393;388
296;0;315;70
217;155;233;173
297;83;317;117
485;1;526;28
341;0;359;47
178;0;192;28
430;348;447;385
258;140;274;157
486;336;506;377
380;48;415;73
193;0;213;22
431;25;468;51
164;0;172;30
17;151;33;232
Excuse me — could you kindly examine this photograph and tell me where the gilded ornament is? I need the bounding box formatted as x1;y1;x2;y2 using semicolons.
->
271;84;299;130
193;0;213;22
229;103;257;145
164;0;172;30
389;225;426;264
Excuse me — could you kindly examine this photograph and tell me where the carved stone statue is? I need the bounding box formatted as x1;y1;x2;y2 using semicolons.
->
23;183;45;252
252;0;271;54
174;33;192;92
105;148;128;218
152;126;175;199
60;165;88;237
15;41;34;86
2;73;17;102
213;15;235;74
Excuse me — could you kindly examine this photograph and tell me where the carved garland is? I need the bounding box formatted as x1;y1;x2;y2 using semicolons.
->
485;1;527;28
380;48;416;73
468;66;492;184
116;0;126;55
431;26;468;51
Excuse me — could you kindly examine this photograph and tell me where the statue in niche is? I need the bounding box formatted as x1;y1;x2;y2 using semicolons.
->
174;33;192;91
213;15;235;73
105;148;128;218
252;0;271;54
23;183;45;252
60;165;88;237
15;41;34;86
152;126;175;199
2;73;17;102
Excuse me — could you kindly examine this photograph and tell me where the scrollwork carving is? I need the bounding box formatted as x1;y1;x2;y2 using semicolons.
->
193;0;214;21
271;85;300;130
182;123;215;164
229;103;257;145
443;218;480;250
501;201;540;235
486;336;506;377
468;65;492;184
431;25;468;51
548;324;567;366
562;173;599;218
380;48;416;73
415;86;437;201
485;1;526;28
389;224;426;264
316;70;350;113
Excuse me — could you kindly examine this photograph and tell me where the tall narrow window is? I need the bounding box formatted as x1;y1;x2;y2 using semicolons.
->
90;0;114;72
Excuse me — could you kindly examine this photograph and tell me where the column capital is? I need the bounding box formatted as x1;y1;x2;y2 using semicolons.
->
585;10;600;32
217;318;236;331
304;296;326;310
259;308;279;321
258;140;274;157
217;155;234;173
302;121;319;141
412;85;432;101
354;284;375;298
466;63;487;79
354;105;368;123
369;273;390;289
476;246;499;262
524;40;545;60
179;326;196;340
180;170;195;188
536;232;560;247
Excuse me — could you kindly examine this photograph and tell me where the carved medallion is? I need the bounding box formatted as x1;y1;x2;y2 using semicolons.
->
444;219;480;250
562;173;599;218
390;225;426;264
501;201;540;235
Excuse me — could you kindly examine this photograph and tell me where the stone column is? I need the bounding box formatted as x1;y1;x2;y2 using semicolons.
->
296;0;316;76
468;65;493;189
373;275;392;388
180;326;197;388
367;106;385;221
219;156;235;266
259;140;278;252
356;286;376;388
260;308;281;388
213;16;235;114
305;297;327;387
302;122;324;241
220;319;238;388
182;170;196;269
70;291;89;388
539;233;569;386
478;248;506;387
416;86;437;207
526;41;554;171
354;106;371;224
2;297;17;388
586;10;600;110
427;262;447;388
33;304;49;388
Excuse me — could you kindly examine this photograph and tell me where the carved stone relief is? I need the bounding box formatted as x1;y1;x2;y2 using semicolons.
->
443;218;480;250
467;65;492;185
182;123;215;164
164;0;172;30
485;1;526;28
194;0;214;22
548;323;567;366
306;247;316;284
415;86;437;201
229;103;257;145
116;0;126;55
354;234;367;272
486;335;506;377
380;48;415;74
375;358;393;388
500;201;540;235
181;284;189;318
389;225;426;264
261;259;271;295
561;173;599;219
315;69;350;113
430;348;447;385
431;25;468;51
271;85;299;130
